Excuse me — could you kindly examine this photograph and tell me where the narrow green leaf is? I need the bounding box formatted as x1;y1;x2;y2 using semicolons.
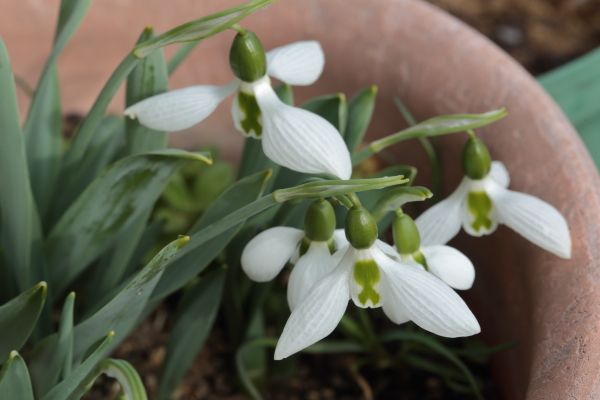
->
302;93;348;134
352;108;508;164
158;269;225;400
35;292;75;393
47;150;211;293
126;27;169;155
372;186;433;221
345;86;378;151
0;352;34;400
0;39;42;290
42;332;114;400
24;0;93;217
86;359;148;400
133;0;274;58
151;170;271;300
0;282;47;360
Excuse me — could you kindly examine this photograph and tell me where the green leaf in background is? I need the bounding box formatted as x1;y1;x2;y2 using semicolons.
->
371;186;433;221
24;0;94;218
41;332;114;400
33;292;75;394
82;359;148;400
125;27;169;155
0;282;47;361
345;86;378;152
158;269;225;400
133;0;274;58
151;170;271;300
302;93;348;134
352;108;508;165
0;39;43;292
47;150;211;293
0;352;34;400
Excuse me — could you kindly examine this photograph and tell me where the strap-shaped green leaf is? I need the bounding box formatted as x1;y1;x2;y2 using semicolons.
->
47;150;210;293
302;93;348;134
0;39;43;291
345;86;378;152
133;0;274;58
24;0;94;218
79;359;147;400
0;282;47;360
158;269;225;400
0;352;34;400
151;169;271;300
125;27;169;155
42;332;114;400
352;108;508;164
371;186;433;221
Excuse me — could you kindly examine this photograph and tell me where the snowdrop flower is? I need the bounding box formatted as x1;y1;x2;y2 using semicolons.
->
125;30;351;179
274;207;480;360
241;199;341;310
416;136;571;258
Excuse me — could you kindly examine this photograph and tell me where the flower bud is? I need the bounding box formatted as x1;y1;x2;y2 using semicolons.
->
462;136;491;180
392;213;421;255
229;30;267;83
304;199;336;242
345;207;378;249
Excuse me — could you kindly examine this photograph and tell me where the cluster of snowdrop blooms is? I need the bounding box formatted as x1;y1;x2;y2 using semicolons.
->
126;28;571;360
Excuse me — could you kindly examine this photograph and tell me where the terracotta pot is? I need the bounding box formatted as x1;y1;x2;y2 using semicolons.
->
4;0;600;398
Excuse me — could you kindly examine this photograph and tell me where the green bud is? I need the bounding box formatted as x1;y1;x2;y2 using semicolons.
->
304;199;336;242
392;213;421;255
229;30;267;83
345;207;378;249
462;136;491;179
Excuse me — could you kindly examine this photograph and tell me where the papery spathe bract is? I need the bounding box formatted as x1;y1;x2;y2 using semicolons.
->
416;161;572;258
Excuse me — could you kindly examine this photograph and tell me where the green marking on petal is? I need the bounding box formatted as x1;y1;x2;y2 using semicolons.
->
412;250;429;271
353;259;381;306
467;191;493;232
237;91;262;137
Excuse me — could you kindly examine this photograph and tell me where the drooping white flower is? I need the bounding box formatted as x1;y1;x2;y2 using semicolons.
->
416;160;572;258
124;36;351;179
274;208;480;360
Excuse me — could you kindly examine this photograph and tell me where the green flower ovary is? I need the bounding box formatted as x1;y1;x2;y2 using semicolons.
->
237;92;262;137
353;259;381;306
467;191;493;232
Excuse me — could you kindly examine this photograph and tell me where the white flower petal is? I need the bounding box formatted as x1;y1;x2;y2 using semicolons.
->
253;81;352;179
274;255;351;360
376;239;400;262
488;183;571;258
376;252;480;338
332;229;348;250
460;188;499;237
416;179;470;245
266;41;325;86
489;161;510;188
421;245;475;290
287;242;335;311
241;227;304;282
124;82;238;131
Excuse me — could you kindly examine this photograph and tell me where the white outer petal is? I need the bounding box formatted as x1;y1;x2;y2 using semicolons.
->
416;179;470;245
287;242;335;311
241;227;304;282
124;82;238;131
487;181;572;258
375;251;480;338
253;80;352;179
376;240;401;262
333;229;348;250
421;245;475;290
489;161;510;188
266;41;325;86
274;253;351;360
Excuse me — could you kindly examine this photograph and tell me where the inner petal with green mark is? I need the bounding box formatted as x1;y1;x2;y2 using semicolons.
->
235;91;262;137
466;190;494;233
352;259;381;307
412;250;429;271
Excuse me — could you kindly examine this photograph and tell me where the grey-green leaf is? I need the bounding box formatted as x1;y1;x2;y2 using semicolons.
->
133;0;274;58
0;352;34;400
47;150;211;293
0;282;47;361
371;186;433;221
158;269;225;400
84;359;148;400
345;86;378;151
0;39;43;291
